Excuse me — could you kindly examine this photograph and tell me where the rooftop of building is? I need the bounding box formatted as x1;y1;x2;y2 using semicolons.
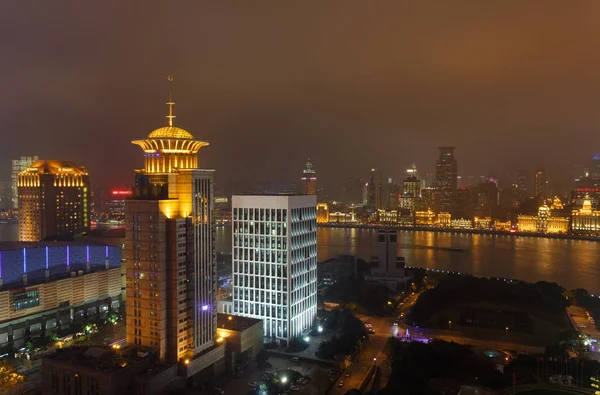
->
43;346;149;374
0;240;116;252
147;126;194;140
217;313;262;332
20;160;87;175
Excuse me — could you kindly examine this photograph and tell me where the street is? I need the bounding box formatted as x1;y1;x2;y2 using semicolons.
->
328;314;394;395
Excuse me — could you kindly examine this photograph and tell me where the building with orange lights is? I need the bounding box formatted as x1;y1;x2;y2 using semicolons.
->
300;159;317;195
125;80;223;378
572;196;600;235
18;160;90;242
517;205;569;234
316;203;329;223
415;209;436;226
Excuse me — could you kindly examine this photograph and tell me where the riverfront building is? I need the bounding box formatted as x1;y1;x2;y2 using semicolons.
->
571;196;600;235
231;195;318;344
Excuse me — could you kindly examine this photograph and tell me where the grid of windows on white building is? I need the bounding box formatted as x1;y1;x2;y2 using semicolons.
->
231;195;317;344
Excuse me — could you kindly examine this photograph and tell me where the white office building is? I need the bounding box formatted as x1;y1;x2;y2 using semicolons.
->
232;195;317;344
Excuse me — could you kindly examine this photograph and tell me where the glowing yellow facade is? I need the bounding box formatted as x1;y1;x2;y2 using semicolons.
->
518;205;569;234
126;80;216;366
316;203;329;223
17;160;90;241
378;209;398;224
572;197;600;235
451;218;472;229
473;217;492;230
415;209;436;226
494;220;512;231
436;212;451;227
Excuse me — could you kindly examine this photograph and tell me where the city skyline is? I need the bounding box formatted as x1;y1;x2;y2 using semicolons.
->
3;2;600;192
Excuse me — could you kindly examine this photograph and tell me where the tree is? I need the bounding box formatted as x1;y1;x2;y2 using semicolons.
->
0;363;24;393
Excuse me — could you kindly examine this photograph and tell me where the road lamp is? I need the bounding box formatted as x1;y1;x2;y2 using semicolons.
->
448;320;452;331
505;326;509;338
373;357;377;366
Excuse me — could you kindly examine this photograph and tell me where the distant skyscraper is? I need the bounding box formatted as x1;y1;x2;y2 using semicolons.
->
232;195;318;345
366;169;383;211
18;160;90;241
300;159;317;195
534;168;547;199
125;78;217;367
516;170;528;202
403;167;421;198
11;156;38;209
436;147;458;212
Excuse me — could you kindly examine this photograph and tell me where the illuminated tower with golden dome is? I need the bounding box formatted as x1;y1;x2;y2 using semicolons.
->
125;77;219;371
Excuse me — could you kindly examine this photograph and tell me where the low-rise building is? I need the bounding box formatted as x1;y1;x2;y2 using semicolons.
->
0;242;122;350
216;313;264;373
436;212;451;228
572;196;600;235
517;205;569;234
473;217;492;230
415;209;436;226
41;346;178;395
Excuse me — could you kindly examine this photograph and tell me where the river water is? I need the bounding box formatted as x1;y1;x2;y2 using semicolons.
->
3;224;598;293
217;225;600;294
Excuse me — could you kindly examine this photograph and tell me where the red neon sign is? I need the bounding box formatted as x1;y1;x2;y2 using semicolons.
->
111;190;132;196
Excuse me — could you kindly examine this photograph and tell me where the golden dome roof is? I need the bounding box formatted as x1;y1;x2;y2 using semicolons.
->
147;126;194;140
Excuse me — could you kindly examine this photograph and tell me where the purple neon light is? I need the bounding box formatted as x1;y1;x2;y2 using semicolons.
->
202;305;209;311
45;246;49;270
0;251;2;278
23;248;26;273
87;246;90;262
105;246;109;259
66;246;70;267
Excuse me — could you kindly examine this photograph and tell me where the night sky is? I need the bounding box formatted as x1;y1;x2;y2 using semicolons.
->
3;2;600;194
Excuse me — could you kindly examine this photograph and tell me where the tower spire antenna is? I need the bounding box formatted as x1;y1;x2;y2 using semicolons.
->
166;75;175;126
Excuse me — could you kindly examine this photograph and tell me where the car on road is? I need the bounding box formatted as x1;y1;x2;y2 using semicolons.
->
368;328;375;334
577;324;586;328
344;371;352;378
290;385;300;392
248;382;258;388
291;356;300;362
393;321;398;326
338;381;344;387
212;388;225;395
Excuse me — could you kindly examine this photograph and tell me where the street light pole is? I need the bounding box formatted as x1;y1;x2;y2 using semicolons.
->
505;326;509;339
448;320;452;331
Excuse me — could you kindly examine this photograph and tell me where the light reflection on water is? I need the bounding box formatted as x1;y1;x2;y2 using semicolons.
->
217;225;600;293
4;223;598;293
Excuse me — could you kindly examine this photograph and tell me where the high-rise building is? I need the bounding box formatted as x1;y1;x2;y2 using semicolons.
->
125;79;218;368
300;159;317;195
403;168;421;199
516;170;528;202
366;169;383;211
475;179;499;218
11;156;38;209
18;160;90;241
435;147;458;212
0;181;11;210
231;195;317;345
534;168;547;199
